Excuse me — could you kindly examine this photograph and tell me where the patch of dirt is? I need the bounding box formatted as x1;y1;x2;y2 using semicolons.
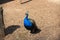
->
0;0;60;40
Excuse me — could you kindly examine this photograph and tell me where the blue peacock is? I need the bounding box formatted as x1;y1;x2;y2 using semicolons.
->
24;11;40;33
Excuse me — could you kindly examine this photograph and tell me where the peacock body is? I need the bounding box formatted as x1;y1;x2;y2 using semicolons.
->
24;11;40;33
24;14;32;27
24;11;34;31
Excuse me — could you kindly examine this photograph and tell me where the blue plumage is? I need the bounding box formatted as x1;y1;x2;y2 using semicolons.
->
24;18;32;27
24;11;32;27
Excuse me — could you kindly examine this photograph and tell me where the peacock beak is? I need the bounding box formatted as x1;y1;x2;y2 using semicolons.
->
25;13;28;15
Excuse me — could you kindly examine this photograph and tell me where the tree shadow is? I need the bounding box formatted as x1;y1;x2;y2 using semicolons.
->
5;25;20;36
0;7;5;25
21;0;32;4
0;0;13;4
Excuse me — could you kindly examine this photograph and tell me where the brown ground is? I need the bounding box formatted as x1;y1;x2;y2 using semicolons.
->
0;0;60;40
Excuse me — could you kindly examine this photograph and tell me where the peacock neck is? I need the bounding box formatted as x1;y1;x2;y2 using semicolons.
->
25;14;28;19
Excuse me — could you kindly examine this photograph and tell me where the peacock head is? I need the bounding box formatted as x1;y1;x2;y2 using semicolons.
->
25;11;29;18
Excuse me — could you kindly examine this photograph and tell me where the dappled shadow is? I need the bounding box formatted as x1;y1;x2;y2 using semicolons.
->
0;0;13;4
21;0;32;4
57;35;60;40
5;25;20;36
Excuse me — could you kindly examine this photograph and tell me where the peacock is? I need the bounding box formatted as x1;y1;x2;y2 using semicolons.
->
24;11;41;33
